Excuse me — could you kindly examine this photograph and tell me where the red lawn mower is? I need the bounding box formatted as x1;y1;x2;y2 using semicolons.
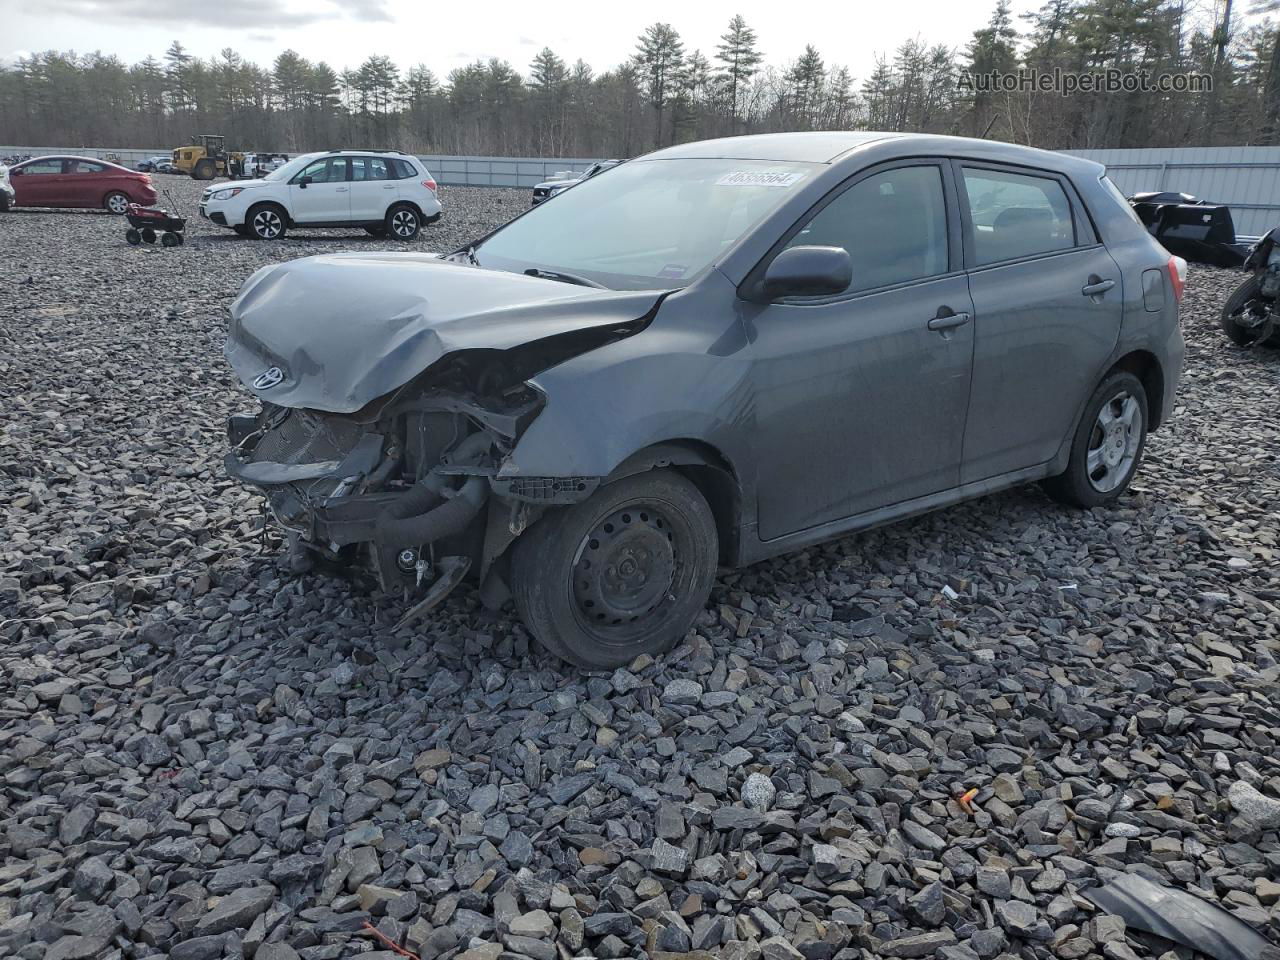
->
124;202;186;247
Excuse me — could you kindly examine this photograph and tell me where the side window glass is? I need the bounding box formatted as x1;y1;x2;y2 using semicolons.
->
392;159;415;179
295;158;328;183
22;159;64;174
296;158;345;183
783;165;949;295
962;167;1076;265
352;157;390;181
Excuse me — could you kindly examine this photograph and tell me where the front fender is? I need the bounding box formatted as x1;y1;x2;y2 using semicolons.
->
497;283;755;511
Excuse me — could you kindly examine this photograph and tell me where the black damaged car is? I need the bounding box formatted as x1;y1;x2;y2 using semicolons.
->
225;132;1184;667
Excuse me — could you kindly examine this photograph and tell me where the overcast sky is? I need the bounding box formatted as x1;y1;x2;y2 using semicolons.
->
7;0;1043;78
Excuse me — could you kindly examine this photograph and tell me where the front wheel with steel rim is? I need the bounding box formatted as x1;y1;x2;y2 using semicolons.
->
1043;371;1148;508
104;192;131;215
511;469;718;669
386;204;421;241
248;204;287;240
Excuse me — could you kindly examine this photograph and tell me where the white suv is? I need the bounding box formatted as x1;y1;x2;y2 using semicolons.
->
199;150;442;241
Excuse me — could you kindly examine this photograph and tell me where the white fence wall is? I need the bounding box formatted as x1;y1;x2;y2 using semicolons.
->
1065;146;1280;238
0;146;603;188
418;154;602;188
1;146;170;167
6;143;1279;234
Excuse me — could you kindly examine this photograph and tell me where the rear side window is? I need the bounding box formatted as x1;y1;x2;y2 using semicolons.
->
68;160;107;174
962;167;1075;265
1101;175;1142;224
784;165;949;294
391;158;419;180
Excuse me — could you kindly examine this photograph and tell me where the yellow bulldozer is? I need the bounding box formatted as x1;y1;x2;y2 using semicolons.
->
172;135;246;181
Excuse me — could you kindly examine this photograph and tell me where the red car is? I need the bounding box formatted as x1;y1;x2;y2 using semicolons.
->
6;155;157;213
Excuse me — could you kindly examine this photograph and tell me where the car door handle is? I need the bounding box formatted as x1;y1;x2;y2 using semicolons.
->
336;187;349;192
927;311;971;331
383;184;395;189
1082;278;1115;297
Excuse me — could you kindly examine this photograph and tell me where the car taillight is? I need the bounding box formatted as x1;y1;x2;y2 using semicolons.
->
1168;255;1186;303
423;179;437;193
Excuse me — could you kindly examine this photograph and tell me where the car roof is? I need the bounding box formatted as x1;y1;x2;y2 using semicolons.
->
643;131;1104;177
23;155;131;170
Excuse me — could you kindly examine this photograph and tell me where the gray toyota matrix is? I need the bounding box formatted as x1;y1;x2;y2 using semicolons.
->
224;132;1185;668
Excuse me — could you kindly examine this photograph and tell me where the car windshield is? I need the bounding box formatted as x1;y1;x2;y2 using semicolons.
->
476;158;818;290
264;154;321;182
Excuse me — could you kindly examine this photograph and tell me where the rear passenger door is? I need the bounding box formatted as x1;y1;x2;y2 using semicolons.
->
956;162;1122;483
288;156;351;223
348;156;397;222
64;159;108;206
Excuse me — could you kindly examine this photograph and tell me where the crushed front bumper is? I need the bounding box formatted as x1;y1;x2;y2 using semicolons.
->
225;397;598;595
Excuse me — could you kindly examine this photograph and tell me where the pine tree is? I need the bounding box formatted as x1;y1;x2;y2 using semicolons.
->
634;22;685;145
715;15;763;124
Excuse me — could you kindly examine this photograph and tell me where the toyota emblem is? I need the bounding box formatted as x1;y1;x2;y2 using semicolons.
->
252;366;284;390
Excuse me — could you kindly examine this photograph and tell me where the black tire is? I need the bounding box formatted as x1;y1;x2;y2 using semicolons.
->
511;469;718;669
365;226;388;237
125;228;141;245
1220;275;1280;346
385;204;421;241
161;232;179;247
141;227;157;244
193;159;217;181
246;203;287;240
1043;371;1148;508
104;191;131;215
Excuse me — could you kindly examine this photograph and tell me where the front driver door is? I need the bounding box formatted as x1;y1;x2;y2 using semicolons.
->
746;160;976;540
11;157;66;206
288;156;351;223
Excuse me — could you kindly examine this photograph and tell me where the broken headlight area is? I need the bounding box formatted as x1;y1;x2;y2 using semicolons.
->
224;372;582;607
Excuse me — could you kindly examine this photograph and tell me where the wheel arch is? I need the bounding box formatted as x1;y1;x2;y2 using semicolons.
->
245;199;291;229
1108;349;1165;430
387;198;424;220
604;439;742;566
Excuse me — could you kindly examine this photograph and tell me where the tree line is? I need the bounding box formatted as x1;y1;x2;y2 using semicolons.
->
1;2;1277;158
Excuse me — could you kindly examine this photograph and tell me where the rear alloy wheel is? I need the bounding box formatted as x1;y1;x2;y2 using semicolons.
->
386;205;421;241
1043;371;1148;508
511;470;718;669
104;192;131;215
248;205;287;240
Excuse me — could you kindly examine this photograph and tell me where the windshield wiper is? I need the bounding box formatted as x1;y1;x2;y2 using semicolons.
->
523;267;607;289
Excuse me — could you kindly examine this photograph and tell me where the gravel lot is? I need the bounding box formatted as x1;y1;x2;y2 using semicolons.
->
2;176;1279;960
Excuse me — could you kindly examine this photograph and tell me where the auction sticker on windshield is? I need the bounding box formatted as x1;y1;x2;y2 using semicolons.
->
716;171;806;188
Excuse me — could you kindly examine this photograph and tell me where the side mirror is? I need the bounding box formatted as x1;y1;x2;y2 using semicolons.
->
297;176;312;188
8;167;21;176
761;245;852;300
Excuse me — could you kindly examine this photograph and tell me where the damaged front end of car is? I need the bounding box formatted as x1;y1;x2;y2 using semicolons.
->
222;252;657;616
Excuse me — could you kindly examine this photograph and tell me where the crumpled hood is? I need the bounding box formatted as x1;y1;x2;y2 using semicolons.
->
225;252;661;413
